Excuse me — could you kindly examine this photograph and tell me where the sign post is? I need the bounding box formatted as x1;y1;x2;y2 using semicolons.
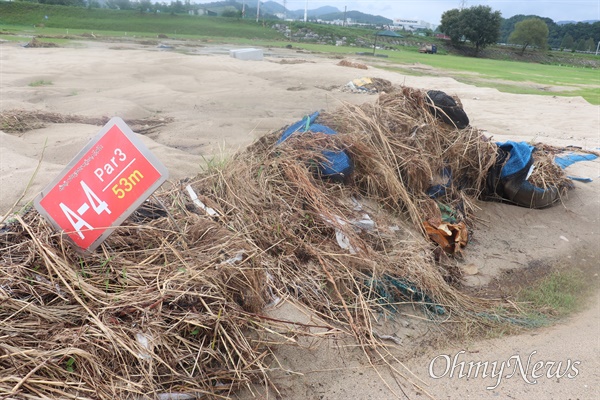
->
34;117;169;252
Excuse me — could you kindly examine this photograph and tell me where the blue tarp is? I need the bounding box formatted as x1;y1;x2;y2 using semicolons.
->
426;167;452;199
277;112;320;144
555;152;598;183
554;153;598;169
278;112;353;180
496;142;597;183
497;141;534;178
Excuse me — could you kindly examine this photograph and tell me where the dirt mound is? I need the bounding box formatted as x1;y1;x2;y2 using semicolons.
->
24;37;59;48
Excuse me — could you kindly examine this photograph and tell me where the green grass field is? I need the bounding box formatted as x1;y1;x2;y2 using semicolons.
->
1;2;598;104
286;43;600;105
0;2;284;39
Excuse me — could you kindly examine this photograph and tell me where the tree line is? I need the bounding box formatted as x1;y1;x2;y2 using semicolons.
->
501;15;599;51
440;5;598;53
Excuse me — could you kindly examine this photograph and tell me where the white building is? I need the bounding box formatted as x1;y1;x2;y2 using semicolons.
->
393;19;436;31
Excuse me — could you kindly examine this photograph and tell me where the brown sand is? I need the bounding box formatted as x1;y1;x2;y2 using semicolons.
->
1;39;598;399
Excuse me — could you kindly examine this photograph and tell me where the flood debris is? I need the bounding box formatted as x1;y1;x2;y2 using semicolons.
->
1;84;591;399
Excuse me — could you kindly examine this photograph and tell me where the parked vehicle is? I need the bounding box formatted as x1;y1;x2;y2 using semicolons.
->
419;44;437;54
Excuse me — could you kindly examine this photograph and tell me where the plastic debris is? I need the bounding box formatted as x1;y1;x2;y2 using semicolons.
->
278;112;354;182
222;251;245;265
369;274;446;315
555;152;598;182
135;332;153;360
351;214;375;231
423;220;468;254
186;185;219;217
426;90;469;129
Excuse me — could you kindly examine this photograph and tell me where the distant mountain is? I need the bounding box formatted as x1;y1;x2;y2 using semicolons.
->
319;10;393;25
199;1;390;24
197;1;279;18
260;1;286;15
288;5;341;19
557;20;599;25
258;2;341;18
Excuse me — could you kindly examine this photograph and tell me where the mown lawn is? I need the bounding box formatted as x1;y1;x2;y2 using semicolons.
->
284;43;600;105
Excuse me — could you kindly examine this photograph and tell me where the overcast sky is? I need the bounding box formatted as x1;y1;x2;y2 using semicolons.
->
273;1;600;24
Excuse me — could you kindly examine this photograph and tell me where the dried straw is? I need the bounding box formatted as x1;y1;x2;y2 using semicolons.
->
2;86;566;398
336;60;368;70
0;109;173;134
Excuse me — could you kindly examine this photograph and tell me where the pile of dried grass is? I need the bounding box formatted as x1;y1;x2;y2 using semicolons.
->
529;143;578;192
1;199;273;398
24;37;59;48
0;109;173;134
2;86;567;398
319;86;498;226
337;59;368;70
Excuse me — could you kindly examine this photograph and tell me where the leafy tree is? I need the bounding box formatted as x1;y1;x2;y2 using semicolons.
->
508;18;549;54
106;0;132;10
440;6;501;53
170;0;184;14
584;37;596;52
439;8;463;45
500;14;554;44
222;8;241;18
500;15;600;49
130;0;152;12
460;5;502;53
561;33;574;49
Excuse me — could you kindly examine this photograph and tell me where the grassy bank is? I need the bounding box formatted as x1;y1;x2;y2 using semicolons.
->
286;43;600;105
1;2;598;104
0;2;284;39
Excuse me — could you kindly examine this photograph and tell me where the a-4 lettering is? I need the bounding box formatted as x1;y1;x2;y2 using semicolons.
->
60;181;110;239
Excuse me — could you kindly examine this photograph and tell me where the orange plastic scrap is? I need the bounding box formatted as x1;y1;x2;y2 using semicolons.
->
423;220;468;254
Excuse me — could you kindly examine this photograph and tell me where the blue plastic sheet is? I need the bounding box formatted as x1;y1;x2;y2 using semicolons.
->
555;153;598;183
278;112;353;180
554;153;598;169
496;141;534;178
277;112;319;144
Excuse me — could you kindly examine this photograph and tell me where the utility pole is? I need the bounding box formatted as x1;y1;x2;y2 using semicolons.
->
304;0;308;22
343;6;347;27
283;0;287;20
256;0;260;23
596;40;600;56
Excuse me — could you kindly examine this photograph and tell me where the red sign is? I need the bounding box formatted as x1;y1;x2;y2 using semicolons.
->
34;117;169;251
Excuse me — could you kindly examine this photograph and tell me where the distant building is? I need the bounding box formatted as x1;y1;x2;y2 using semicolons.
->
393;19;436;31
189;8;217;16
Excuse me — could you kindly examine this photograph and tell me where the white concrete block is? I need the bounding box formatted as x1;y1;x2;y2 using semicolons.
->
229;48;264;61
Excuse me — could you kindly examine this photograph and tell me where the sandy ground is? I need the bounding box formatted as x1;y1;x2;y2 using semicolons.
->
1;38;599;399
